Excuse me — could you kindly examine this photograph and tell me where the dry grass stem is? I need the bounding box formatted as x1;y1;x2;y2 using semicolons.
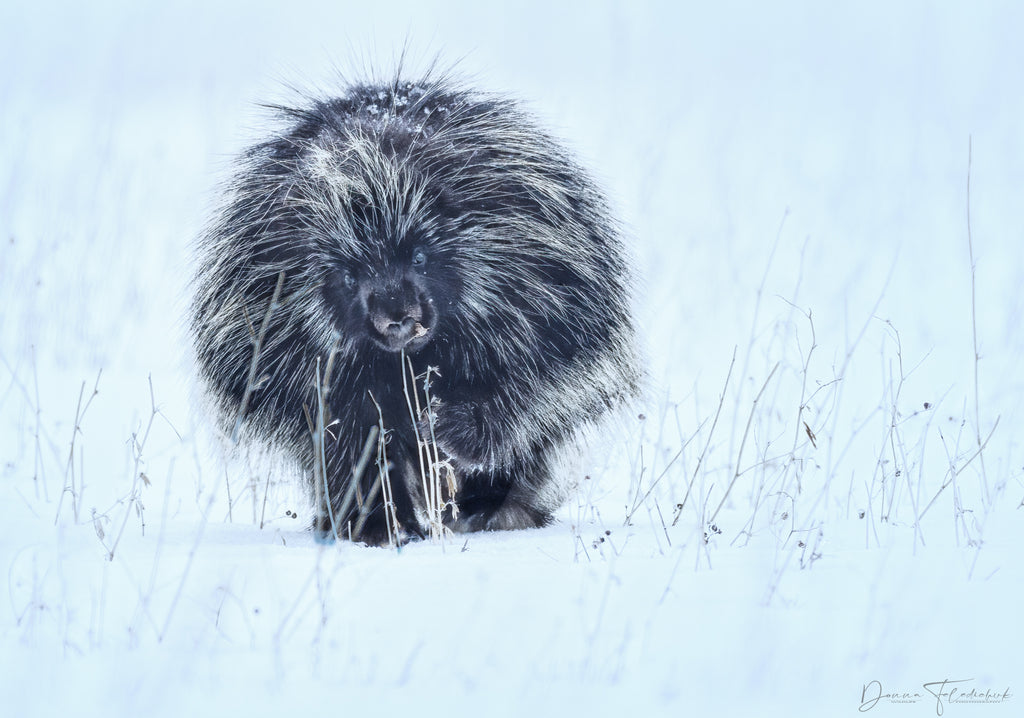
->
711;362;779;524
232;271;285;444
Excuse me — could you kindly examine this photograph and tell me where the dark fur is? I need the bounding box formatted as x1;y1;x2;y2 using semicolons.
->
191;75;640;545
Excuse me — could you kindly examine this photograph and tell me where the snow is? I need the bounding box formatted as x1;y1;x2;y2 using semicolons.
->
2;0;1022;715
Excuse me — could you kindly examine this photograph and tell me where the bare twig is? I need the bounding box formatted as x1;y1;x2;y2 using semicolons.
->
401;350;433;535
731;211;788;468
311;357;339;541
366;390;399;546
965;137;991;505
232;271;285;443
402;353;451;542
711;362;779;523
30;347;48;500
105;376;164;560
675;347;737;523
919;416;1000;520
784;303;818;481
55;369;102;524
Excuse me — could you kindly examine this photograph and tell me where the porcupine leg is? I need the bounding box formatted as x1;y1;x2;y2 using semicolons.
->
314;436;425;546
447;455;555;533
427;399;558;533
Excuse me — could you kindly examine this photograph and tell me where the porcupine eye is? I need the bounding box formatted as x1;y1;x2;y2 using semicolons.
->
411;248;427;269
343;271;357;290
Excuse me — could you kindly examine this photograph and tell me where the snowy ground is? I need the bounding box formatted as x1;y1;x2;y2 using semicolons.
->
2;1;1022;715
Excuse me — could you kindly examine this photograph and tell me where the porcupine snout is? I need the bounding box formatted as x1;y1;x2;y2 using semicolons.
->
363;277;433;352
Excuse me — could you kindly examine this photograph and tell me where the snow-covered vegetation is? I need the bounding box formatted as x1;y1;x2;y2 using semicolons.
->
2;1;1021;714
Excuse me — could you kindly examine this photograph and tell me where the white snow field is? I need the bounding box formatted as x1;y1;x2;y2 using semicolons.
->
2;1;1022;715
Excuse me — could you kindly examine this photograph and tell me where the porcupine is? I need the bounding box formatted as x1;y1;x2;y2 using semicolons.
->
190;73;641;545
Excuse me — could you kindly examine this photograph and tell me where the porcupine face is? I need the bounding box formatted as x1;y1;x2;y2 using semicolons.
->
324;243;432;352
318;192;461;354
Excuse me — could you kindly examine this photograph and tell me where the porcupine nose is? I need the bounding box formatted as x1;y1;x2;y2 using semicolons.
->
384;315;416;339
366;287;426;350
